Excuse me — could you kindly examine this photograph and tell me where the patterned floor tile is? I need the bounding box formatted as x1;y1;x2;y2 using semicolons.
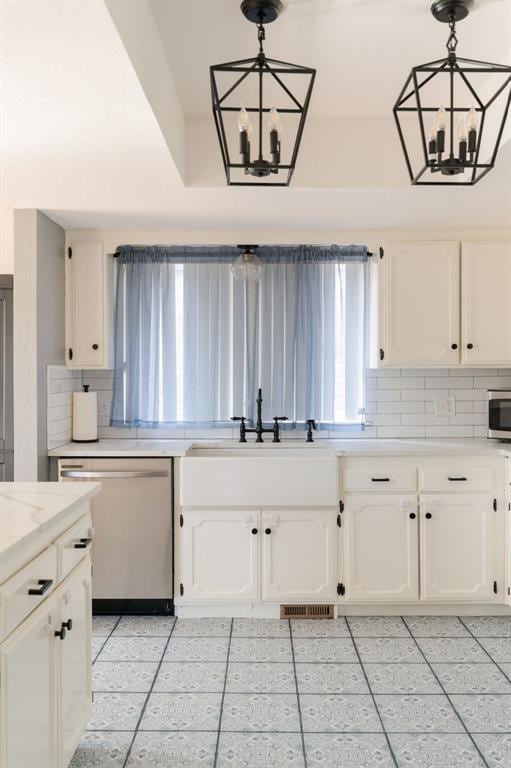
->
97;637;167;663
216;732;305;767
69;731;133;767
450;694;511;732
153;661;226;693
347;617;409;637
432;663;511;694
375;694;464;733
416;638;488;663
472;733;511;768
92;661;159;693
462;617;511;638
139;692;222;731
301;694;382;733
126;730;217;767
164;637;230;662
92;637;107;662
364;663;441;694
172;618;231;637
355;638;423;663
229;637;293;663
305;733;394;767
498;663;511;681
226;662;295;693
404;616;470;638
477;637;511;663
221;693;300;732
389;733;486;767
112;616;176;637
92;616;119;637
87;693;146;731
232;619;290;637
293;638;357;663
290;619;350;638
296;663;369;694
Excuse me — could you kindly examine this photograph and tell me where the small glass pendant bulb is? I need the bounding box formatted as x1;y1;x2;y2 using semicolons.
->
238;106;252;137
436;105;447;131
268;106;282;136
467;106;478;132
231;248;263;282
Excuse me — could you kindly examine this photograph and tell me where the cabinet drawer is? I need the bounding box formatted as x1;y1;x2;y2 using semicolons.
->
420;466;495;492
56;514;93;582
0;545;58;641
342;468;417;492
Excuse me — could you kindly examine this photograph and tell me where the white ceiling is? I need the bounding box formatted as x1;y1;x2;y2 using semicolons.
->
1;0;510;230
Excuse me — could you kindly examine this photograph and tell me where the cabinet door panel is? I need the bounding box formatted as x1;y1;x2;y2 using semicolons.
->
0;599;57;768
344;494;419;601
462;241;511;366
182;510;259;600
66;241;106;367
420;494;495;601
58;560;92;767
381;242;459;366
262;509;337;601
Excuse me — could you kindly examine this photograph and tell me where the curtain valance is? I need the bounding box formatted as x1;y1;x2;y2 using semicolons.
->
114;244;369;265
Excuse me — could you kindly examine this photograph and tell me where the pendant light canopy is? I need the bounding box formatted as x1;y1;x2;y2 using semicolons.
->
394;0;511;185
232;245;263;281
210;0;316;186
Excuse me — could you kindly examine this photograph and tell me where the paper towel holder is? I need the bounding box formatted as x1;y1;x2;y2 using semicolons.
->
71;384;100;443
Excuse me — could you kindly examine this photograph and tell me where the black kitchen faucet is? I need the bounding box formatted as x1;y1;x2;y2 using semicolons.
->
231;388;288;443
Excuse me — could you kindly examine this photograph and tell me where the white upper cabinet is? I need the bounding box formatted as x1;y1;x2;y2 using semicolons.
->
65;241;114;369
461;241;511;366
377;241;460;367
344;494;419;602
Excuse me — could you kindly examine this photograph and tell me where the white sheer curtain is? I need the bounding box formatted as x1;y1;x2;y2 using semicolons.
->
111;245;368;430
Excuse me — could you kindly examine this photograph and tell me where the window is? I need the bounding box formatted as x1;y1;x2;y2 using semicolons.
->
111;245;368;431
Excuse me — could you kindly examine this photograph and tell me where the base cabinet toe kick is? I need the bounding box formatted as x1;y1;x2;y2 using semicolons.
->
174;454;511;616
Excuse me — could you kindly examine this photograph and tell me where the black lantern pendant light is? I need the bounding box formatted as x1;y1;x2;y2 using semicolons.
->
210;0;316;186
394;0;511;185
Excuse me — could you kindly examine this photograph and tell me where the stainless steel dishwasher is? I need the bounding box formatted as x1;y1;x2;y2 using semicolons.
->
58;458;173;614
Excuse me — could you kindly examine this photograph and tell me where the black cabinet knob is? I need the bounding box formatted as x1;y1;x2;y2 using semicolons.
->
451;343;458;350
425;512;432;519
55;627;67;640
409;512;416;519
467;343;473;349
265;528;271;534
92;343;99;350
251;528;258;535
62;619;73;631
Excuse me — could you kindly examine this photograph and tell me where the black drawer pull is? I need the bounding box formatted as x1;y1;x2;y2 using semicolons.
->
251;528;258;535
74;537;92;549
425;512;433;519
371;477;390;482
409;512;416;519
265;528;271;534
28;579;53;596
448;477;467;482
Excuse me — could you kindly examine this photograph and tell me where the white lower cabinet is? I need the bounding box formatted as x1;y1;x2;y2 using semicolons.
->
0;556;92;768
181;510;259;601
344;494;419;602
420;494;496;602
261;509;337;601
0;597;57;768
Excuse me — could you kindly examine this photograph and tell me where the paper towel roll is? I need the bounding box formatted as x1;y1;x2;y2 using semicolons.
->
72;386;98;442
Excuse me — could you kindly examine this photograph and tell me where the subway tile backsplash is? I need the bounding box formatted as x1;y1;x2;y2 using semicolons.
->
47;365;509;448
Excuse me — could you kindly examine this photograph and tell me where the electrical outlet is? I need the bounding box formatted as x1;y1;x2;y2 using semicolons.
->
434;396;455;417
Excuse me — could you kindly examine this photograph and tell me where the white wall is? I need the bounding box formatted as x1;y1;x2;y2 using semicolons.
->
14;210;65;479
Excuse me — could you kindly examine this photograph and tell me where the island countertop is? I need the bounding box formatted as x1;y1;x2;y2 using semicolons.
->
0;482;101;578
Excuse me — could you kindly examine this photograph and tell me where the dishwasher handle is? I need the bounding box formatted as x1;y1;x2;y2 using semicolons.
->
60;470;169;479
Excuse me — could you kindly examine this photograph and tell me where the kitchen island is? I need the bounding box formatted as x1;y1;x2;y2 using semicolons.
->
0;482;101;768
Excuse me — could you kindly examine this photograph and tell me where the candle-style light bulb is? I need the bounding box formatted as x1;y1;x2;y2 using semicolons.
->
238;106;252;171
467;106;478;132
268;107;282;136
467;105;478;154
458;117;468;143
238;106;251;133
436;105;447;131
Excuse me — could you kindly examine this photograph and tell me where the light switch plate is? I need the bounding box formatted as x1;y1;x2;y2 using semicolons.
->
434;396;455;417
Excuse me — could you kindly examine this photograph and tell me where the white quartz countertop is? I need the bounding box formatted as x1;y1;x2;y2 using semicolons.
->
48;437;511;458
0;482;102;568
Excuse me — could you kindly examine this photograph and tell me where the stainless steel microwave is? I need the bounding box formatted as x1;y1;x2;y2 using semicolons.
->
488;390;511;440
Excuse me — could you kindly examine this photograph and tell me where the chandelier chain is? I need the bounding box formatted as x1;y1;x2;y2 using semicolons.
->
257;19;266;54
446;15;458;54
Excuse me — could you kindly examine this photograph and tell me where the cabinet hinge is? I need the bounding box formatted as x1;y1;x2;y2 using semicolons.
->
67;246;72;259
379;246;384;259
379;348;385;361
68;347;73;361
493;498;498;512
179;513;184;527
179;583;184;597
337;582;345;597
494;580;498;595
